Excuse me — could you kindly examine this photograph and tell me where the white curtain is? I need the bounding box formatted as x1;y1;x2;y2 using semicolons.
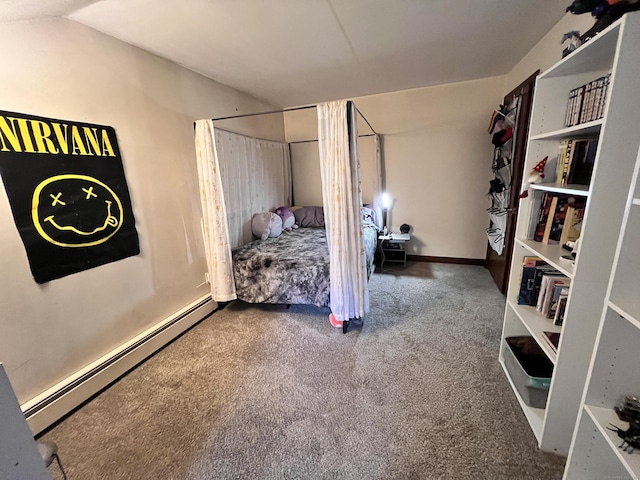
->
318;101;369;321
214;128;291;248
194;122;292;302
372;134;383;230
194;119;237;302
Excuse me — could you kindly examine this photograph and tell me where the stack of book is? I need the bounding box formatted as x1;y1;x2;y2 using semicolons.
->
529;192;586;245
517;257;570;326
564;73;611;128
555;137;598;186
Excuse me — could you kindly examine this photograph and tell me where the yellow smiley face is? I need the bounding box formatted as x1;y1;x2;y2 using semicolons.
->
32;174;124;247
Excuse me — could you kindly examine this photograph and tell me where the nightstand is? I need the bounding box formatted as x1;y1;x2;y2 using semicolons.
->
378;232;410;269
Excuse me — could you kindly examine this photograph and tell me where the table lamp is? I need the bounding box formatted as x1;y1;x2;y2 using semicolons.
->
381;192;391;235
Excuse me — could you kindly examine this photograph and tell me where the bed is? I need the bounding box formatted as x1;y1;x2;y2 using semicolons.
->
231;207;378;307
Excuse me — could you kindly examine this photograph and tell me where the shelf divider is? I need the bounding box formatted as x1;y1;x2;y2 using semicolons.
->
515;238;575;278
607;301;640;329
529;120;603;141
530;183;590;197
507;300;561;364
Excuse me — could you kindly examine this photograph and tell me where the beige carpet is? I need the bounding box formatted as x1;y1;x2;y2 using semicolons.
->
41;262;566;479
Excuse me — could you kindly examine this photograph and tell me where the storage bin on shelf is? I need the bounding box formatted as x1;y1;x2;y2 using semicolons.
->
504;336;554;408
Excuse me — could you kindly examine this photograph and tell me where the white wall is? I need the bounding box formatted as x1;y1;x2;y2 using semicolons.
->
0;18;283;405
283;14;598;261
355;78;504;259
290;142;322;206
0;11;594;409
286;78;504;259
506;13;595;93
289;136;376;207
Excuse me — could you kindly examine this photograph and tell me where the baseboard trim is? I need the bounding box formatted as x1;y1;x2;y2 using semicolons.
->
22;295;216;435
406;255;486;266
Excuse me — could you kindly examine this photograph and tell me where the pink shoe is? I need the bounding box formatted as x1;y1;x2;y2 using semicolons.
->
328;313;343;328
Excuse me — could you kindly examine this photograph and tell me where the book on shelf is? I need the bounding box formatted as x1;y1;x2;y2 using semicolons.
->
517;257;546;306
556;139;573;184
597;74;611;119
572;85;585;127
536;274;570;316
533;193;554;242
516;258;569;311
564;74;611;127
566;138;598;186
530;193;586;244
546;281;571;319
543;331;561;353
553;288;570;326
527;192;545;240
565;89;577;128
579;81;593;125
557;138;598;187
559;205;584;245
531;265;562;308
541;196;559;244
546;195;586;245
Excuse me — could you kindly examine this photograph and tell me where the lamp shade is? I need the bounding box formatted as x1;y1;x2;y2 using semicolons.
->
381;192;392;209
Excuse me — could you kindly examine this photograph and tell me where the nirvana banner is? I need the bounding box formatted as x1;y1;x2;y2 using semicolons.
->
0;110;139;284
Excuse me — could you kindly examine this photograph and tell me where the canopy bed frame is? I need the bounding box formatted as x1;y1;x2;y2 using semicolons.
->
195;100;381;333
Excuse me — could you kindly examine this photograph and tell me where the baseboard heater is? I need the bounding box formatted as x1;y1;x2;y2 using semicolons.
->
23;295;216;435
406;254;485;266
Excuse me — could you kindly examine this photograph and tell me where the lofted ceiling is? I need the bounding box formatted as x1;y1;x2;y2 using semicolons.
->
0;0;567;107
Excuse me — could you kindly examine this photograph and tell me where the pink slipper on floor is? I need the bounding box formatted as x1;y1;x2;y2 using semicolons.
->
328;313;343;328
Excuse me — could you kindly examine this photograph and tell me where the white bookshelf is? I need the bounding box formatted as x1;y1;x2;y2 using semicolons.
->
563;145;640;478
499;12;640;456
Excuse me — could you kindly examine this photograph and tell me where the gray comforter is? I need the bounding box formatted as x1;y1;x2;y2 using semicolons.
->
232;226;377;307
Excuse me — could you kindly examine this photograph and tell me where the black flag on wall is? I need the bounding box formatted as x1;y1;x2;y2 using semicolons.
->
0;110;139;283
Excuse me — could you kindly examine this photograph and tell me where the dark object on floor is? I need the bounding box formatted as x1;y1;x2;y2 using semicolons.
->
342;317;364;334
37;440;67;479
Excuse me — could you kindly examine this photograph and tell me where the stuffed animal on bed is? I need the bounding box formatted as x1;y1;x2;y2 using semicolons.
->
251;212;283;240
275;206;298;231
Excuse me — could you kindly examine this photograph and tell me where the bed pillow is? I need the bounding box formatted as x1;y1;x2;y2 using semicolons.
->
294;206;325;228
251;212;283;240
361;205;377;227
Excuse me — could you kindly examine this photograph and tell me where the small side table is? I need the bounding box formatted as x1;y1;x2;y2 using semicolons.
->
378;232;410;269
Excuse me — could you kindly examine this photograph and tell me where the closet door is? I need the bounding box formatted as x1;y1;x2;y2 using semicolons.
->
486;71;538;294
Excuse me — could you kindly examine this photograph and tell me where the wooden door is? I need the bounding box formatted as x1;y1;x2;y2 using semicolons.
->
486;71;538;294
